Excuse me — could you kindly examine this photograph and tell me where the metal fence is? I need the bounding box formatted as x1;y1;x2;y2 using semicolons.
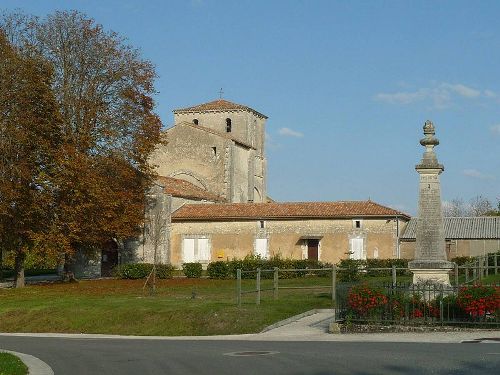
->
235;263;499;327
335;281;499;327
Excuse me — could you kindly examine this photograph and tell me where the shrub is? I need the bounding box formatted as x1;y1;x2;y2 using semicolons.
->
155;264;176;279
207;261;230;279
113;263;174;279
337;259;363;282
347;283;388;317
183;262;203;278
456;284;500;319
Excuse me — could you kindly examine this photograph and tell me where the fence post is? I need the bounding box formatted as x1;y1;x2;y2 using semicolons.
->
478;258;482;281
495;253;498;275
392;265;397;286
465;267;469;283
485;255;489;277
454;263;459;286
237;269;242;307
273;267;278;300
256;268;261;305
331;266;337;303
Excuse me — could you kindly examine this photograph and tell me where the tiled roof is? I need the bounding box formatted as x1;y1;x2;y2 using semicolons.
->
172;201;410;221
173;99;268;119
156;176;225;202
180;122;255;149
401;217;500;240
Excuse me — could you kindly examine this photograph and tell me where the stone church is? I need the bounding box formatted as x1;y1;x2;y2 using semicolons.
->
129;99;270;268
131;99;410;269
80;98;411;277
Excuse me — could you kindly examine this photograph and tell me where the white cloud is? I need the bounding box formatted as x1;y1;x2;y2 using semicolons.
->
442;83;480;98
278;127;304;138
462;169;494;180
484;89;497;98
374;82;489;109
490;124;500;135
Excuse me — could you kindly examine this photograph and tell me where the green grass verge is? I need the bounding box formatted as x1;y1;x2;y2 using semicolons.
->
0;278;333;336
0;353;28;375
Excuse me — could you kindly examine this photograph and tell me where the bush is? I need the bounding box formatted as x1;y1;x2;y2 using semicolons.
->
113;263;174;279
155;264;176;279
457;284;500;319
183;262;203;278
207;261;230;279
347;283;388;317
336;259;363;282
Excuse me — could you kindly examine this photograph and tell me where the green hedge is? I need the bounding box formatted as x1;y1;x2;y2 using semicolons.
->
206;255;333;280
336;259;411;281
113;263;175;279
206;261;229;279
182;262;203;278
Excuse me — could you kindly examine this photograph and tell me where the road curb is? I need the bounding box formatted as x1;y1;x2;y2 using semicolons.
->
1;349;54;375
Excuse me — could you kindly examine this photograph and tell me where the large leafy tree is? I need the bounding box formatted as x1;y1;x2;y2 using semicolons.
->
1;11;162;280
0;31;62;287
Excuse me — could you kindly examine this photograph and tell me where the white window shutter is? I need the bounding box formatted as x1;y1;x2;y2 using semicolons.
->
183;238;195;263
255;238;268;259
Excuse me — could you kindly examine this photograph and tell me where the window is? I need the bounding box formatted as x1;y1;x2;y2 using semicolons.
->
212;147;217;156
182;237;211;262
259;220;265;229
193;119;198;125
353;219;362;229
226;118;232;132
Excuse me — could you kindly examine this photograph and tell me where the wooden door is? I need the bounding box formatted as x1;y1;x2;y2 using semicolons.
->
307;239;319;261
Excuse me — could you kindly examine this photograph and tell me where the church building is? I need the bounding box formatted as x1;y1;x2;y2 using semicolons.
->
74;98;411;277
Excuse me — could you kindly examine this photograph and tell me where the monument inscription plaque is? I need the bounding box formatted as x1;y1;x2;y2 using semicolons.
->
408;120;454;284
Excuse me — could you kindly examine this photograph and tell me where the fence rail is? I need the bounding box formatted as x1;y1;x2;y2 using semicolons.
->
235;259;499;327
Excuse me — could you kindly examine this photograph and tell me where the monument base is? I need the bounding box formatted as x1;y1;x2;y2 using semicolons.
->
408;260;455;286
409;268;452;285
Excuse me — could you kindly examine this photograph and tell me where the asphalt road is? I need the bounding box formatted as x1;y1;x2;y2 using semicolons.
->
0;336;499;375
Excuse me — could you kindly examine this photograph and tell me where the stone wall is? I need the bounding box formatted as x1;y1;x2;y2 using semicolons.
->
150;123;228;197
169;217;403;267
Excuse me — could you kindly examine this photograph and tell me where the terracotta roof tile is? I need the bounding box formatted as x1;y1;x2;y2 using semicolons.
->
172;201;410;221
174;99;268;119
156;176;225;202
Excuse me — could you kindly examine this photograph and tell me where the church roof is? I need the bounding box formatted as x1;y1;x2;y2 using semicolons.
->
173;99;268;119
172;201;410;221
156;176;225;202
401;217;500;240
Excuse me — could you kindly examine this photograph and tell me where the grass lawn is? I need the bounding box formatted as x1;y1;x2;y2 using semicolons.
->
0;353;28;375
0;278;333;336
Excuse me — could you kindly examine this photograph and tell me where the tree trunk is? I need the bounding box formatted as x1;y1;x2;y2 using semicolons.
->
14;251;26;288
62;252;77;283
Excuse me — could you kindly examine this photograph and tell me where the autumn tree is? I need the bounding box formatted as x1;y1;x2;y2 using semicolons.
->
1;11;162;279
0;31;63;287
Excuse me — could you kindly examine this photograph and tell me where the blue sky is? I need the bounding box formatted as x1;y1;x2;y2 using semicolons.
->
2;0;499;214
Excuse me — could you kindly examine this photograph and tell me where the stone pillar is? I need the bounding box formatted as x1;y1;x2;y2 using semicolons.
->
408;121;454;285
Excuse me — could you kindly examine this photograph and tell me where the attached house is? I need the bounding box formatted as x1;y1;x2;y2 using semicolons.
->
400;217;500;259
169;200;410;267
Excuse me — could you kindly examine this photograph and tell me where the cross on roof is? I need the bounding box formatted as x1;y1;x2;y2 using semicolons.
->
219;88;224;98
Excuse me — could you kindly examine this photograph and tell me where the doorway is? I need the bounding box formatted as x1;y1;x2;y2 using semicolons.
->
101;241;119;277
307;239;319;261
